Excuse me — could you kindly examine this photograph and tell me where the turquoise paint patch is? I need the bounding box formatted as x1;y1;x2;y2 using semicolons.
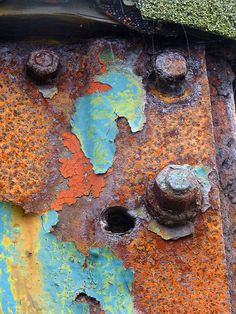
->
38;210;135;314
0;203;134;313
71;61;146;174
41;209;58;232
0;202;16;314
193;165;212;212
70;302;90;314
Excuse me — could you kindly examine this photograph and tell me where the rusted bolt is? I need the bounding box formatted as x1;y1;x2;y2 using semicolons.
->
27;50;60;82
155;51;187;96
145;165;202;226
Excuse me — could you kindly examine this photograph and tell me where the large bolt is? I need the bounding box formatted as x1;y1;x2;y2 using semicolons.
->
27;49;60;83
155;51;187;96
145;165;202;226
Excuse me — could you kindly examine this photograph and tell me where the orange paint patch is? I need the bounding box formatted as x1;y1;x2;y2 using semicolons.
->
51;133;107;210
86;81;111;95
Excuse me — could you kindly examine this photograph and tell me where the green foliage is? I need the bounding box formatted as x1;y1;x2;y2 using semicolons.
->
137;0;236;39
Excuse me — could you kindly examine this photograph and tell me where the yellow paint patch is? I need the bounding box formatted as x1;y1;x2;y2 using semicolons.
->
6;205;46;314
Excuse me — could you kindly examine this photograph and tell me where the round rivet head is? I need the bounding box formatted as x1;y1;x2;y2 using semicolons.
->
145;165;203;226
155;52;187;83
155;51;187;96
27;50;60;82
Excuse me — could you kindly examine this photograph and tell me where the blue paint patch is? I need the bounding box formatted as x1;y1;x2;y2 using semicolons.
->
0;203;135;313
193;165;212;212
71;62;146;174
0;202;16;314
38;210;135;313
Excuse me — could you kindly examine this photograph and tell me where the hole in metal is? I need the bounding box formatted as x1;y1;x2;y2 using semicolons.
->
102;206;135;234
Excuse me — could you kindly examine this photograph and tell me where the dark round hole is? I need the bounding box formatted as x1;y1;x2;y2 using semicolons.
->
102;206;135;234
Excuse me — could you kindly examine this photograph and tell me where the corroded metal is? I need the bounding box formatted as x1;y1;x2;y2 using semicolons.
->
0;37;232;313
207;55;236;311
27;49;60;82
155;51;187;96
145;164;203;226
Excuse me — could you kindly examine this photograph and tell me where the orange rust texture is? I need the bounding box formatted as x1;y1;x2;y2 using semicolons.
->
122;212;228;313
51;132;106;210
114;52;229;313
56;46;231;313
108;75;231;312
0;54;58;211
0;41;231;313
0;43;107;213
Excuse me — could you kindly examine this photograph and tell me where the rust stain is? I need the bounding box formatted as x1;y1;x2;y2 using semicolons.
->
0;40;232;313
51;132;107;211
54;44;230;313
0;54;60;213
207;55;236;310
0;43;108;213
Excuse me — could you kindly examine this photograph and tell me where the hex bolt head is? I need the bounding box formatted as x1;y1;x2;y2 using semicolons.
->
155;51;187;96
27;50;60;83
145;165;203;226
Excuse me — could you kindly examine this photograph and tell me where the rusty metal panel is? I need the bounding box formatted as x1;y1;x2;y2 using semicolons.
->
0;37;232;313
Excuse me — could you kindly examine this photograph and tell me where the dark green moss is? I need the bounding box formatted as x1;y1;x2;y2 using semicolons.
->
137;0;236;39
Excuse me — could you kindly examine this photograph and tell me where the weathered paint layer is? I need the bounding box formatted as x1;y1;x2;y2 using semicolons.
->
71;48;146;174
0;203;16;314
0;202;134;314
51;132;107;211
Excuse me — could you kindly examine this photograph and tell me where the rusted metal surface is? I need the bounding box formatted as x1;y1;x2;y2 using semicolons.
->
0;36;232;313
207;55;236;312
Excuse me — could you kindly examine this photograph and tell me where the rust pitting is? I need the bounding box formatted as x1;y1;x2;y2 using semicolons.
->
0;39;231;313
207;54;236;311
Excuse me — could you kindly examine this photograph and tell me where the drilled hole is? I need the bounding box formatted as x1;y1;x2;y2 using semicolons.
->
102;206;135;234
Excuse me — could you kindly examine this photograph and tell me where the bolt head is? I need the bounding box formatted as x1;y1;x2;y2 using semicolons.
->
155;51;187;83
165;168;195;193
27;50;59;82
145;165;202;226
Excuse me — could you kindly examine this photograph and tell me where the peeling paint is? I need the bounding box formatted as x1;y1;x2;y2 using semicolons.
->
38;85;58;99
148;220;194;240
51;132;107;210
0;203;16;314
0;202;134;313
193;165;212;212
71;48;146;174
